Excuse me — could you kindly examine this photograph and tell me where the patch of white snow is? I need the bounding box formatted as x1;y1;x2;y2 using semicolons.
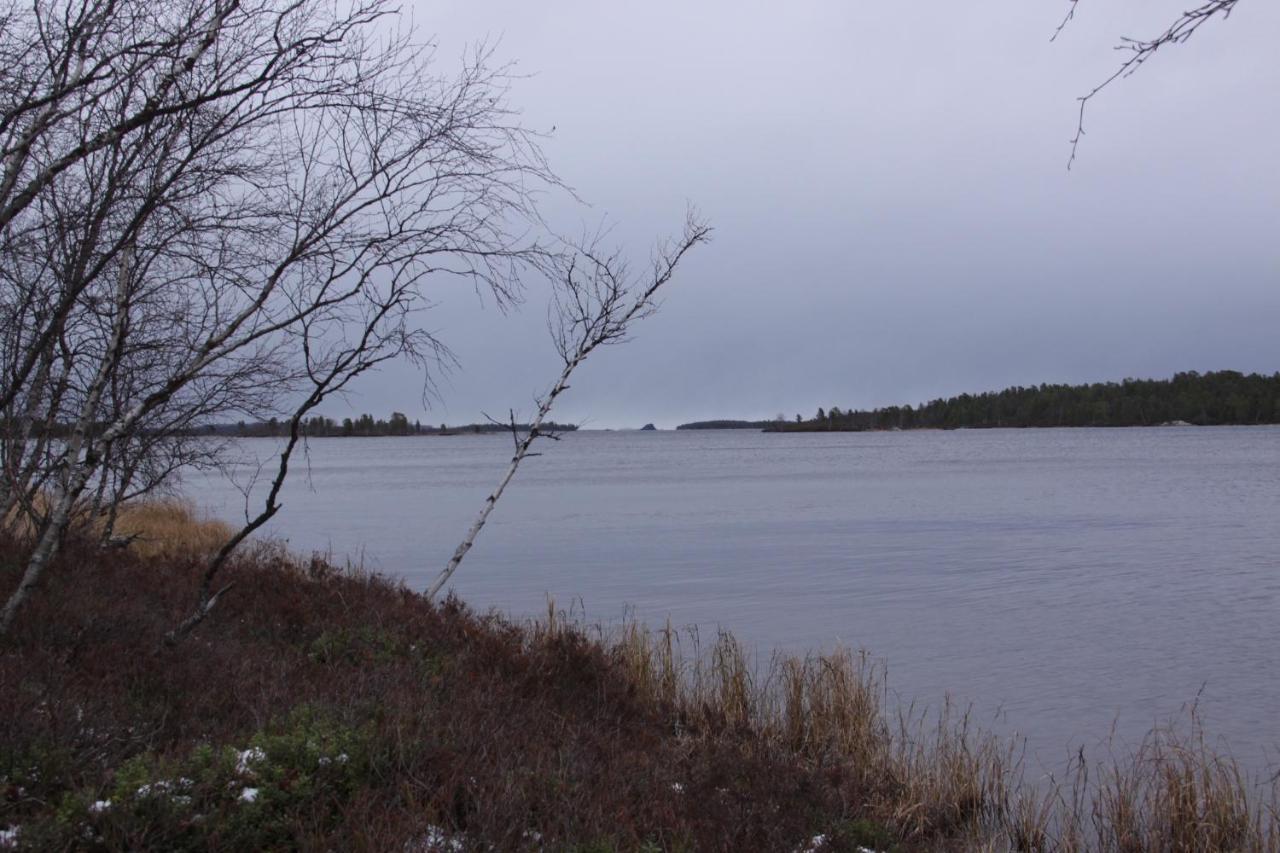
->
136;781;173;797
414;825;464;851
236;746;267;775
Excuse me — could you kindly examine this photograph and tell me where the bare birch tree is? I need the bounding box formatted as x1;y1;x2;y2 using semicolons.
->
0;0;563;635
427;212;711;601
1;0;708;640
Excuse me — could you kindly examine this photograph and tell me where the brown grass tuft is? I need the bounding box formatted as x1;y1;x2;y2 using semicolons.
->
108;498;236;558
4;495;234;559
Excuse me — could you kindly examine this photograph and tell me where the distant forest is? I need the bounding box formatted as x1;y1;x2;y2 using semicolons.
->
676;419;775;431
679;371;1280;432
200;413;578;438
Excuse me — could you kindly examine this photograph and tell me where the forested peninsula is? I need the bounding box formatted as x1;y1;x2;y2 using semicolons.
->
679;371;1280;432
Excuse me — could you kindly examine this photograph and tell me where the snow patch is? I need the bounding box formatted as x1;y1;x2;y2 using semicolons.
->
236;747;267;775
238;787;260;803
0;826;19;849
317;752;347;768
411;825;464;851
794;835;878;853
135;778;192;799
136;781;173;797
797;834;827;852
89;800;112;814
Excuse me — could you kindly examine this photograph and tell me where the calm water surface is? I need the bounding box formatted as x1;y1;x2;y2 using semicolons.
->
188;427;1280;775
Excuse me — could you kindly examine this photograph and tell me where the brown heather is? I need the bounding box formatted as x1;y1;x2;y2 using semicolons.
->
0;506;1275;851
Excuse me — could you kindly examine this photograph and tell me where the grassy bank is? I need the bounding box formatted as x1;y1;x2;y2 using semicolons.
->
1;508;1276;851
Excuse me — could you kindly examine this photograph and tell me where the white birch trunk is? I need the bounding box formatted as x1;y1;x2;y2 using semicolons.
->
0;249;132;635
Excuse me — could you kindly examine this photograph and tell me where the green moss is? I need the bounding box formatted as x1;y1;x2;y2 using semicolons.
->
307;625;405;665
828;817;900;851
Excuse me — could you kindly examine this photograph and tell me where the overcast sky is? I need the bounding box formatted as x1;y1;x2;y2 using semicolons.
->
337;1;1278;429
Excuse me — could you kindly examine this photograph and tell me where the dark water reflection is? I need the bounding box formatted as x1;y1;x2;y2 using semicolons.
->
188;427;1280;776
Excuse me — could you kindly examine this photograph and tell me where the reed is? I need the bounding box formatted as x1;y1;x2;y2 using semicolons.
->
1074;709;1278;853
595;609;1279;851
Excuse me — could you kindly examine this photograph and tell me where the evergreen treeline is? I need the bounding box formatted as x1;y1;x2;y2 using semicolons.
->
199;413;578;437
676;419;775;430
767;371;1280;432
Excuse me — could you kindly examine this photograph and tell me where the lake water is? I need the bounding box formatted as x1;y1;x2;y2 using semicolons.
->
187;427;1280;777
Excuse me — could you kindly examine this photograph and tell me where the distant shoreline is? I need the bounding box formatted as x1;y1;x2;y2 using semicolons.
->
676;421;1218;432
190;418;580;439
678;370;1280;432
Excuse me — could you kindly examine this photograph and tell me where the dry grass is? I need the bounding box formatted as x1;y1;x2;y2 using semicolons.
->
605;617;1016;846
108;498;236;559
1053;711;1280;853
0;491;52;538
3;495;234;559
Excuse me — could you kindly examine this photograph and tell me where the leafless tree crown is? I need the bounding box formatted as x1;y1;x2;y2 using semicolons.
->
0;0;704;638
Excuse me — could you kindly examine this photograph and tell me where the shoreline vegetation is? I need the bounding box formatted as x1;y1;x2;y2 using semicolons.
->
2;503;1277;851
677;371;1280;432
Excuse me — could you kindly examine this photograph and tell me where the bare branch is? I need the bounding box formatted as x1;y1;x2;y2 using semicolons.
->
1051;0;1079;43
1062;0;1240;167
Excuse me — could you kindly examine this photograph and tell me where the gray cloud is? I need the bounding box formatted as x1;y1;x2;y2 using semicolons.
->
337;1;1279;429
